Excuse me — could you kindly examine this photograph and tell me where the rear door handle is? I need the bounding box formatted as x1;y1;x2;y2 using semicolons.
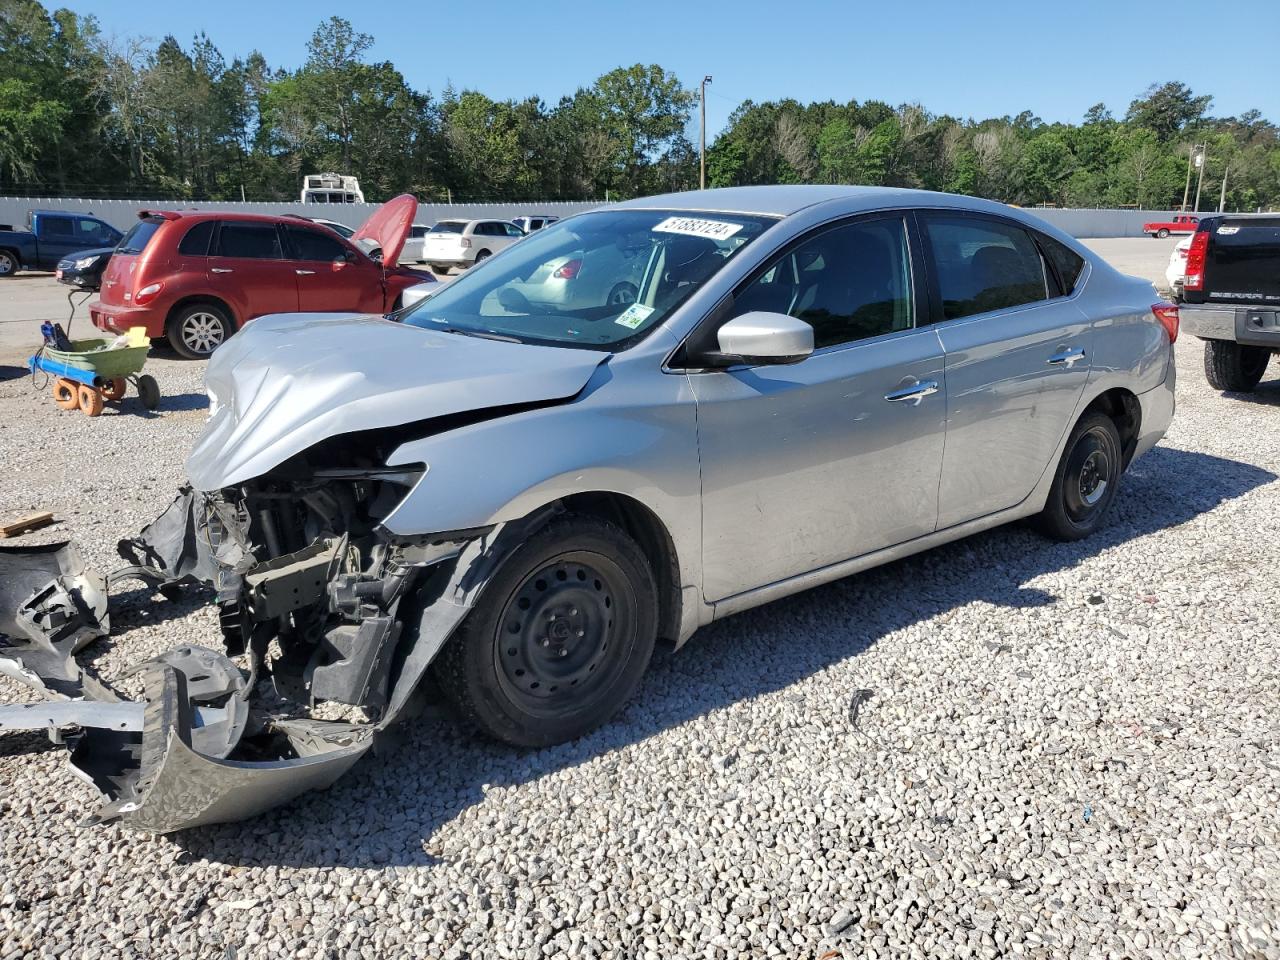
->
295;269;315;276
1047;347;1086;366
884;380;940;405
210;267;233;274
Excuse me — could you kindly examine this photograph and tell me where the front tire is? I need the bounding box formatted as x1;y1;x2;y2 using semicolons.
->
1204;340;1270;392
435;514;657;747
168;303;232;359
1033;411;1123;542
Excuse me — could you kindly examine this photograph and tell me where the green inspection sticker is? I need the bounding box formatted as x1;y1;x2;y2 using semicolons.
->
615;303;654;329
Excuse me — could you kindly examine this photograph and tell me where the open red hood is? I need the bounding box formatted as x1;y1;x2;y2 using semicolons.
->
351;193;417;267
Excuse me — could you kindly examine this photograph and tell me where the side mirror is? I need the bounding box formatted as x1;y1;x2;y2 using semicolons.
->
707;311;814;366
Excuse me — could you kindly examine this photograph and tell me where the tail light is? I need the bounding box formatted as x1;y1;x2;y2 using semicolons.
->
553;258;582;280
459;237;471;248
1182;231;1209;291
1152;302;1179;344
134;281;164;306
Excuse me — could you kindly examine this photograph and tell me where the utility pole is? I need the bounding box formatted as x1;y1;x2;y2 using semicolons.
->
1180;144;1196;212
699;75;713;191
1219;164;1229;212
1193;147;1207;212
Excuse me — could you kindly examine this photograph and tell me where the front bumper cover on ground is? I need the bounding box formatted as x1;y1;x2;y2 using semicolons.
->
0;489;541;832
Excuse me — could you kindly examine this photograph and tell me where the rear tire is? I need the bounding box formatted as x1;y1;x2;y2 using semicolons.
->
0;250;17;276
51;378;79;410
78;384;104;417
1157;228;1170;239
136;374;160;410
1033;411;1123;542
435;514;657;747
168;303;232;359
1204;340;1269;392
472;249;492;265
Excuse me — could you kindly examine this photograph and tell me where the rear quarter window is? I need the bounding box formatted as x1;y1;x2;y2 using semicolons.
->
177;220;214;256
1036;233;1086;295
117;218;164;255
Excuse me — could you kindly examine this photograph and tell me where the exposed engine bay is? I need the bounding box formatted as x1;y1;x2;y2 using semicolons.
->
0;455;550;833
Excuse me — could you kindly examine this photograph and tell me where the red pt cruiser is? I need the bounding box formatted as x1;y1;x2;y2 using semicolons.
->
90;195;431;358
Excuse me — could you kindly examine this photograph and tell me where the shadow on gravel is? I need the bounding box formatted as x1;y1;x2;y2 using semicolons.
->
1221;376;1280;407
142;447;1278;867
0;364;27;382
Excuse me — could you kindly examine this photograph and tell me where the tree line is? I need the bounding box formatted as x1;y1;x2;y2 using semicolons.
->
3;0;1278;210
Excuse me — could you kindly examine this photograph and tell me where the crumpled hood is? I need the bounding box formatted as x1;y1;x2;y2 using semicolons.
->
187;312;606;490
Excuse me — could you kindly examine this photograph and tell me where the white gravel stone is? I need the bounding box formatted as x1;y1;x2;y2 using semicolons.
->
1;334;1279;959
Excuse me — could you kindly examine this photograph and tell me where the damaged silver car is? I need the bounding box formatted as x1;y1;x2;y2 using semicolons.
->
0;187;1176;831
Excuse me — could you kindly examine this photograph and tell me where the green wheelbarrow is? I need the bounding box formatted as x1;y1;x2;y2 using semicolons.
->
30;337;160;417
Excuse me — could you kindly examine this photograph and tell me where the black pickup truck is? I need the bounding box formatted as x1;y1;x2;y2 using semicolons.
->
0;209;122;277
1179;214;1280;392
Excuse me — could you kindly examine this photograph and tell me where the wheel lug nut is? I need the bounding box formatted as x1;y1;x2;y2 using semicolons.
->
570;608;578;616
559;649;568;657
541;638;551;647
577;630;585;637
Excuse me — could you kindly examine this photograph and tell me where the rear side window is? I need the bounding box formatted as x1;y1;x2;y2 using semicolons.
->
922;215;1049;320
177;221;214;256
117;218;163;255
215;222;283;259
284;225;347;261
1037;233;1086;295
43;216;73;237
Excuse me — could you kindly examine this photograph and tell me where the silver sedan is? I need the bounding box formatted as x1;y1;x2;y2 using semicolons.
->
6;186;1177;829
194;185;1176;746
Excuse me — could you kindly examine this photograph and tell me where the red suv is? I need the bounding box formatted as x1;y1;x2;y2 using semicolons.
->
90;195;431;358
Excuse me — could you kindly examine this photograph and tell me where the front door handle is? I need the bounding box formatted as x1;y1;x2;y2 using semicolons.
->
1047;347;1086;366
884;380;940;405
210;267;233;274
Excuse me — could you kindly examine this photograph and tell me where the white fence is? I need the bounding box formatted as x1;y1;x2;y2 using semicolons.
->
0;195;1228;239
0;198;604;234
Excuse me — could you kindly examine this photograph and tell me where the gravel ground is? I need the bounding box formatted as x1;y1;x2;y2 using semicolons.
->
1;248;1278;959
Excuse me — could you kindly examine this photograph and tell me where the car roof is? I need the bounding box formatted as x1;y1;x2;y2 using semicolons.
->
614;185;1032;219
138;210;306;226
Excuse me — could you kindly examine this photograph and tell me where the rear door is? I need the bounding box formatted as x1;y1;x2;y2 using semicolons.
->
920;211;1093;528
207;220;298;321
35;215;81;268
283;224;382;313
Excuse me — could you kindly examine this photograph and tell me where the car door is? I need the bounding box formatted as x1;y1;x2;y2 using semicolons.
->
36;215;81;268
689;213;947;602
919;212;1093;529
283;224;382;313
206;220;299;321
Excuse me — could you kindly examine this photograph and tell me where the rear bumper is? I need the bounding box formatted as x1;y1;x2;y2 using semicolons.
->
89;300;164;338
1181;304;1280;348
1132;355;1176;463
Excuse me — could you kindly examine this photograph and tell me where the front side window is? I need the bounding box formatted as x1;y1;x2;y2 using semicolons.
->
284;225;347;262
76;218;115;244
503;223;524;238
401;209;774;350
732;217;914;350
215;222;283;259
922;215;1048;320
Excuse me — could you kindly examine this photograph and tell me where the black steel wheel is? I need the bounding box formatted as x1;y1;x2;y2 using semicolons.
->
435;514;657;747
1034;411;1123;541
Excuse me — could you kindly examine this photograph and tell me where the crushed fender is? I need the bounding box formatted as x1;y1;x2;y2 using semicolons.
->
0;479;552;832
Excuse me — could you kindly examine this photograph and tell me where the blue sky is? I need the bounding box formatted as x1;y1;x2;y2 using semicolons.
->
70;0;1280;138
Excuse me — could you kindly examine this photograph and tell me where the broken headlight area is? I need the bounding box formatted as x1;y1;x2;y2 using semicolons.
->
0;461;543;832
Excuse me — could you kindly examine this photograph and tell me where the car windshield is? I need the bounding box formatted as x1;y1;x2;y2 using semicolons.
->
117;218;163;255
430;221;466;234
401;209;775;349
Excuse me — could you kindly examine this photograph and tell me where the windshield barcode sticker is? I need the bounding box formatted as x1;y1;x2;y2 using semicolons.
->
653;216;742;241
615;303;654;329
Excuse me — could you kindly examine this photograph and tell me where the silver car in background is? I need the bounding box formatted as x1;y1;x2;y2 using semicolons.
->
7;186;1176;830
423;218;525;274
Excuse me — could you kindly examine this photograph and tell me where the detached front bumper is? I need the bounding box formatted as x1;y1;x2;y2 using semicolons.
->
0;488;543;832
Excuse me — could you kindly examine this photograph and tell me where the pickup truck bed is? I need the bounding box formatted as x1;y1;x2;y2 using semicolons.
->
1179;215;1280;392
